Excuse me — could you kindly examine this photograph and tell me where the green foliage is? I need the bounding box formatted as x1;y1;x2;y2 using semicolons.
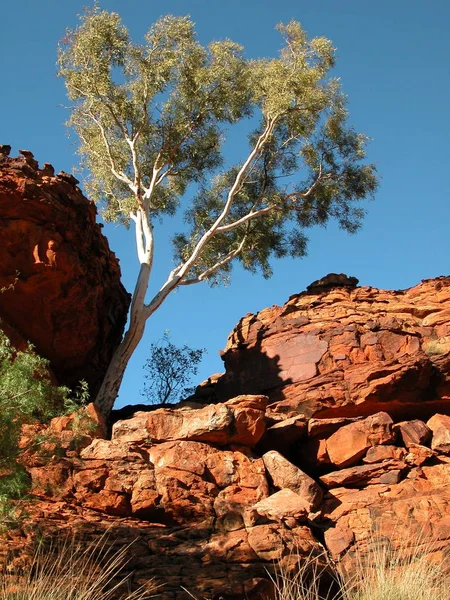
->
0;330;77;515
141;333;205;405
58;9;378;284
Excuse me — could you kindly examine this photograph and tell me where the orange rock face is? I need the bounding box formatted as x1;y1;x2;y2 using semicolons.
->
214;276;450;421
4;276;450;600
0;149;130;395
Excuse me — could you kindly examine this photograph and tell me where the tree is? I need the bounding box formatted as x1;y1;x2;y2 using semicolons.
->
142;333;205;405
58;9;378;418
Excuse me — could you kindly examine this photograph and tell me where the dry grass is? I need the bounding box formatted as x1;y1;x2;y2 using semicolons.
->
0;534;155;600
2;528;450;600
268;550;342;600
271;532;450;600
342;535;450;600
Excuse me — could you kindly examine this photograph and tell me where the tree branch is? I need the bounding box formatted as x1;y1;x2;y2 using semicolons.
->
89;112;135;189
175;117;278;280
179;235;248;285
215;205;275;233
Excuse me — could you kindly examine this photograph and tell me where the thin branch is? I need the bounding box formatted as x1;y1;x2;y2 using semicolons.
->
179;236;248;286
215;205;275;233
89;112;134;189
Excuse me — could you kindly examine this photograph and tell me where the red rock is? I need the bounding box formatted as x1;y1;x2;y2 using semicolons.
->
363;445;406;463
404;443;435;466
149;440;210;476
249;489;310;524
28;460;74;498
262;450;323;511
214;485;267;530
208;277;450;420
324;526;354;557
155;466;217;523
393;419;432;448
308;417;364;438
297;437;331;472
80;439;148;462
110;411;149;443
0;151;130;397
205;452;268;491
8;274;450;600
113;395;267;447
326;412;394;468
81;489;130;516
257;415;307;457
73;467;108;493
427;414;450;453
320;460;408;488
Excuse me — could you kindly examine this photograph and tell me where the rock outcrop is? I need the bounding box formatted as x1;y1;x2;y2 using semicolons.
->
212;276;450;421
0;148;130;395
3;276;450;599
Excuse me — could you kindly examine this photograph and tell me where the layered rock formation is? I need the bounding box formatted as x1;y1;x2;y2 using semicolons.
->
0;147;130;395
2;276;450;599
213;275;450;421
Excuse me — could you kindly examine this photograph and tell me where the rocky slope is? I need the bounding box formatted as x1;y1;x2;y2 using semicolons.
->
0;147;130;395
2;276;450;599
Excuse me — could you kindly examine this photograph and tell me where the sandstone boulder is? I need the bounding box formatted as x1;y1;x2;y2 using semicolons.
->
326;412;395;468
320;460;408;488
209;277;450;421
427;414;450;453
112;395;268;447
363;445;406;463
262;450;323;511
249;489;310;524
0;150;130;396
257;414;307;457
393;419;432;448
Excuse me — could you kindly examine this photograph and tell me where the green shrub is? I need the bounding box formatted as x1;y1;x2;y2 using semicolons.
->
0;330;78;517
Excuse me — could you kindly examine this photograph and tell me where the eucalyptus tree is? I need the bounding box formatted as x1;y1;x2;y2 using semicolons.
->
58;9;377;417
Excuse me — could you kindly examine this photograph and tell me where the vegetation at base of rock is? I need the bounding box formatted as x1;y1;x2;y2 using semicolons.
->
141;332;205;405
0;330;86;520
0;534;154;599
2;532;445;600
57;8;378;417
271;535;450;600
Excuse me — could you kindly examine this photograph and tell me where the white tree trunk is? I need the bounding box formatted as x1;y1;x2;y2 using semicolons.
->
95;262;151;419
94;309;147;418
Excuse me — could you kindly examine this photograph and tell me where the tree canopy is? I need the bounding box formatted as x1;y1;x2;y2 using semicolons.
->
58;9;378;416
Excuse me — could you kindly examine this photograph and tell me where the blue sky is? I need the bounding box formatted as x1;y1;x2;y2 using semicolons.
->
1;1;449;408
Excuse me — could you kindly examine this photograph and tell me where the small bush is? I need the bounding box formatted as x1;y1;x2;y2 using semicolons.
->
0;329;82;517
141;332;205;405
